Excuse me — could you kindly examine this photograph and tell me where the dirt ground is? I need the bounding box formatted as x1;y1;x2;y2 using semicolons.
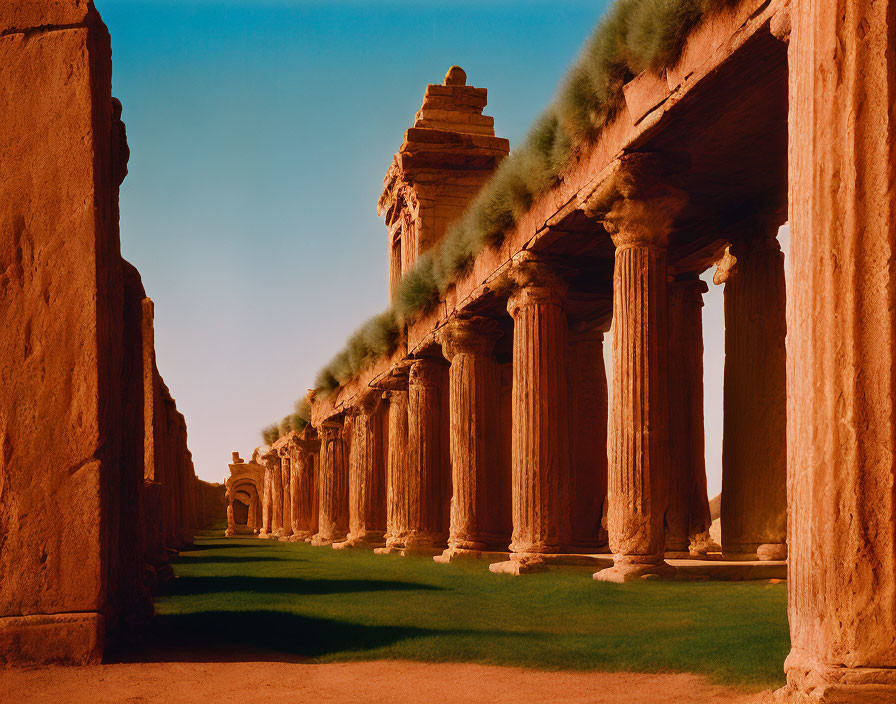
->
1;660;772;704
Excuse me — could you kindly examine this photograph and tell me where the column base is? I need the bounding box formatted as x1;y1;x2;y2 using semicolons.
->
310;532;347;547
724;542;788;562
0;613;103;666
333;534;386;550
373;546;400;555
277;534;293;542
593;558;676;583
780;654;896;703
435;547;509;563
489;553;550;576
224;528;235;537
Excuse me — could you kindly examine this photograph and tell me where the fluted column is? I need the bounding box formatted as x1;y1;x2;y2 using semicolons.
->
716;229;787;561
404;357;449;552
278;447;293;541
338;392;387;548
311;419;349;546
490;253;570;575
591;157;685;582
270;452;283;537
289;434;320;540
783;1;896;699
567;327;609;551
259;452;276;538
380;388;410;553
436;317;502;562
666;276;712;558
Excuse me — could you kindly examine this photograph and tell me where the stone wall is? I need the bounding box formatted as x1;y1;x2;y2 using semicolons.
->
0;0;199;665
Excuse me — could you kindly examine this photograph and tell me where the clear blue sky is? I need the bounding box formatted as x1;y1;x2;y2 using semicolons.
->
98;0;775;497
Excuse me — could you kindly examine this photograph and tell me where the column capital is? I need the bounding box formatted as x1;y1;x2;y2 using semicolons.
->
669;275;709;303
260;450;279;469
354;389;383;416
582;154;687;248
506;252;568;317
319;419;344;442
408;357;446;387
384;388;408;406
439;316;501;361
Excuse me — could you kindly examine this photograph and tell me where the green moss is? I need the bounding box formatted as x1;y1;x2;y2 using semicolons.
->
310;0;732;397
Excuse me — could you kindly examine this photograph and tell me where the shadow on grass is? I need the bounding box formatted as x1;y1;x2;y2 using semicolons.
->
174;555;295;565
161;575;443;597
121;610;450;663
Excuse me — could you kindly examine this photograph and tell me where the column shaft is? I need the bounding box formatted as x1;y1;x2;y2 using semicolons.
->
598;242;673;581
666;278;712;557
785;0;896;698
720;235;787;560
260;464;272;537
279;454;293;539
345;398;387;546
438;318;502;560
270;455;283;537
384;389;410;550
313;421;349;545
501;261;571;570
567;329;609;550
405;358;448;550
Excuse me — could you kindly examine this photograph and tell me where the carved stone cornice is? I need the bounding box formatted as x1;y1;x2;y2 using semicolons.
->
439;316;501;361
581;154;687;249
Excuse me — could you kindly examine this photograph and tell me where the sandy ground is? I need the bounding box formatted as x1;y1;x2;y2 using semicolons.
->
1;660;770;704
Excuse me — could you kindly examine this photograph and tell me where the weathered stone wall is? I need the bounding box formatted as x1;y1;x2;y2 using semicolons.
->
0;0;198;665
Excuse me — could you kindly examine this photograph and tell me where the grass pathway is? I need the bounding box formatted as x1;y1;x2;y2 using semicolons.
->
150;532;789;690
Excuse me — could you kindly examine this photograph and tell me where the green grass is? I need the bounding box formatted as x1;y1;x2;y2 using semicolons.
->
151;532;789;690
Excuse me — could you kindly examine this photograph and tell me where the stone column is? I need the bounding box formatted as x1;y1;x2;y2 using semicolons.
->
259;452;275;538
290;434;320;540
278;447;293;541
665;276;712;558
311;419;349;546
225;499;236;537
404;357;449;552
435;317;502;562
247;493;258;533
716;227;787;561
337;392;387;548
380;388;410;553
783;0;896;699
591;157;685;582
490;253;571;575
567;327;609;551
270;452;283;538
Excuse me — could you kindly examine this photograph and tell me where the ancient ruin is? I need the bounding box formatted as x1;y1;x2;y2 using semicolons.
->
269;0;891;699
0;1;223;665
4;0;895;700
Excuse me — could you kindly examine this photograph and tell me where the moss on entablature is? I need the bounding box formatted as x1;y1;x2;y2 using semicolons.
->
310;0;739;398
